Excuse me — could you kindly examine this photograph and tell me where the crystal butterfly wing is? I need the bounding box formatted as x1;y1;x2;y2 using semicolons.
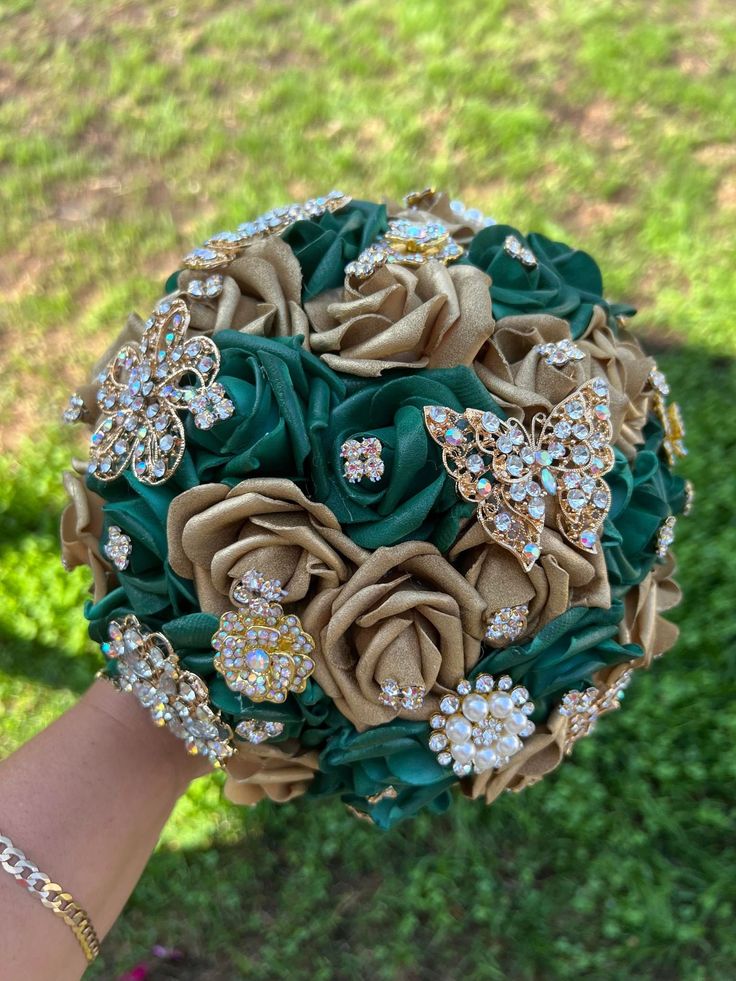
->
539;378;614;553
423;405;498;503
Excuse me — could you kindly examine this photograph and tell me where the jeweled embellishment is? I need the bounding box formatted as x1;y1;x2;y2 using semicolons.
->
649;366;687;465
87;298;234;486
503;235;537;268
484;605;529;646
235;718;285;744
103;615;233;767
185;274;224;299
429;675;535;778
212;570;315;704
345;217;464;279
103;525;132;571
683;479;695;517
559;668;634;755
62;392;87;424
182;190;351;270
536;339;586;368
340;436;384;483
424;378;614;570
378;679;426;712
656;516;676;559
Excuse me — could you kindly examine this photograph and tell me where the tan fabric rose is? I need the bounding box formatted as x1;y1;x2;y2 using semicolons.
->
465;710;568;805
301;540;487;730
305;260;494;376
578;311;655;458
618;554;681;667
474;307;654;457
176;237;309;341
224;741;320;805
60;467;112;602
449;522;610;638
166;478;364;615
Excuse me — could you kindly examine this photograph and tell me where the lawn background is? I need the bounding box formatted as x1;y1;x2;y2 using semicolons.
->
1;1;735;978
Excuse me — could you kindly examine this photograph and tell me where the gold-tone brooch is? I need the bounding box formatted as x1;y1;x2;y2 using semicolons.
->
345;217;464;279
182;190;351;270
424;378;614;571
87;298;234;486
648;367;687;466
212;571;316;704
104;614;234;767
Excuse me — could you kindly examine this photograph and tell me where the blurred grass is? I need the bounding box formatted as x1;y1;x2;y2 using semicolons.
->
0;1;734;978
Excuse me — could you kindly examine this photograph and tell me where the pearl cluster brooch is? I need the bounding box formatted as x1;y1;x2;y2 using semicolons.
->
428;675;535;778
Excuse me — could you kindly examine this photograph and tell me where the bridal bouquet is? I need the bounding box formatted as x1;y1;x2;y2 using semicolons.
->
61;188;689;828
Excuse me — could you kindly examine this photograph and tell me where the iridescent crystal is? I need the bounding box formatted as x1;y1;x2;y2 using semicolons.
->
103;524;132;571
235;718;285;744
536;338;585;368
62;392;86;424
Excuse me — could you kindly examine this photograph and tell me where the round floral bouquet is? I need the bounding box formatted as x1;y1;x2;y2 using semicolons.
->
61;188;690;828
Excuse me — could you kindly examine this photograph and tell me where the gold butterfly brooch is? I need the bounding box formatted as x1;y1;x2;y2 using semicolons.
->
424;378;614;571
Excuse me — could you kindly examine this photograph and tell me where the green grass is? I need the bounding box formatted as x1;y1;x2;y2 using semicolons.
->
0;1;735;977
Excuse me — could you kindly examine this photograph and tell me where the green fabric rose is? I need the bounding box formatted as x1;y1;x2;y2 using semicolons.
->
467;224;636;337
185;331;344;484
604;420;686;594
308;365;504;551
308;720;456;829
282;199;388;301
473;599;643;721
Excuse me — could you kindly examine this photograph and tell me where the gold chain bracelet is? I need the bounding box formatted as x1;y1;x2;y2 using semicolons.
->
0;831;100;963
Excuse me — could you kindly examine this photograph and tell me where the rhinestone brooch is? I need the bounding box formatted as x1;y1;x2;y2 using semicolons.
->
345;217;464;279
424;378;613;570
484;605;529;647
212;570;316;704
87;298;234;486
378;679;426;712
103;525;132;571
559;668;634;755
62;392;87;424
182;190;351;270
656;516;676;559
503;235;537;268
649;366;687;466
235;718;285;744
536;339;586;368
340;436;384;484
429;675;535;778
102;615;233;767
400;187;496;229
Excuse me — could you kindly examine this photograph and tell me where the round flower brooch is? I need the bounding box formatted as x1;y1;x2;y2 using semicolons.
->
62;187;690;828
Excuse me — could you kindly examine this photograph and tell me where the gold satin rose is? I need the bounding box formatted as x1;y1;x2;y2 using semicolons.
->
166;478;364;615
473;307;654;457
60;468;113;602
304;260;494;376
619;555;681;668
176;237;309;341
301;540;487;730
450;521;611;639
224;741;320;805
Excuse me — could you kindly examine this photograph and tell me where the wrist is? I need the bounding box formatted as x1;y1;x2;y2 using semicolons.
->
83;680;212;793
